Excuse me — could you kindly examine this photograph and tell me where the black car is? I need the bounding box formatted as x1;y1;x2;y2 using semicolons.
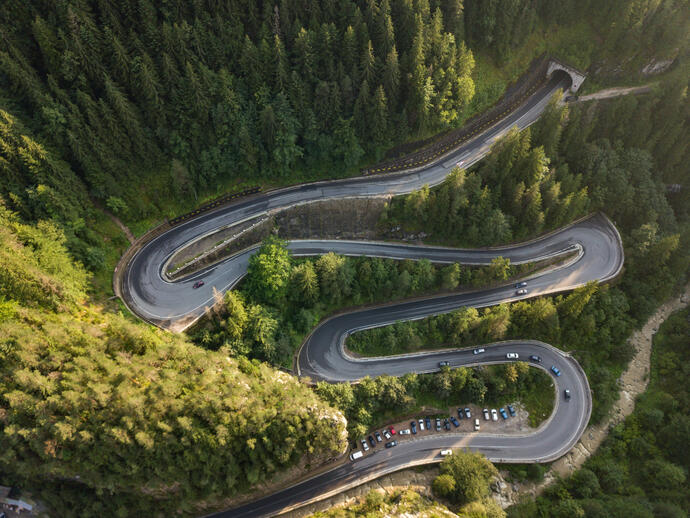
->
374;431;382;442
529;355;542;363
450;416;460;427
410;421;417;434
368;435;376;447
425;416;431;430
444;418;451;431
564;389;571;400
385;440;397;448
457;408;464;419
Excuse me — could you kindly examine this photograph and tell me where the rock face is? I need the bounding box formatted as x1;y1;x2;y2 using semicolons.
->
167;196;391;279
641;58;675;76
273;197;390;240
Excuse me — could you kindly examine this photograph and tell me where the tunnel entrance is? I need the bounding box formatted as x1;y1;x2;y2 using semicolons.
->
546;59;586;92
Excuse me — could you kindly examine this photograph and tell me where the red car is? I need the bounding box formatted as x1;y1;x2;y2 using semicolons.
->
193;280;205;289
388;426;396;435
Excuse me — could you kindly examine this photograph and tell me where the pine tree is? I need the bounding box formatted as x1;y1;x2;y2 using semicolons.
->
383;46;400;109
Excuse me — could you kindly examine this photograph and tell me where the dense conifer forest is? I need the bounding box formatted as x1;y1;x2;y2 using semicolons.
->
0;0;688;517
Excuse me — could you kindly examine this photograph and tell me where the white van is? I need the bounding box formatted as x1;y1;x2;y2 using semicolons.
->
440;449;453;456
350;450;364;461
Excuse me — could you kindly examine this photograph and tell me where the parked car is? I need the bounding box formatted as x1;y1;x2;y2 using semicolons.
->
444;418;451;431
438;360;450;367
440;449;453;456
389;426;396;435
383;429;392;440
457;408;464;419
450;416;460;427
361;439;369;451
193;280;205;289
506;352;519;359
500;408;509;420
425;417;431;430
418;419;425;431
368;435;376;447
474;418;480;431
564;389;571;400
374;431;382;442
491;409;499;421
507;404;516;417
385;440;397;448
464;407;471;419
516;281;528;288
399;429;411;435
529;355;542;363
473;348;485;355
350;450;364;461
516;288;528;295
410;421;417;434
550;365;562;377
435;417;441;431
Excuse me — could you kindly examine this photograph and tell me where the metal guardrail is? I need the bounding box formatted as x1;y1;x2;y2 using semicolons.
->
361;55;552;176
168;187;261;226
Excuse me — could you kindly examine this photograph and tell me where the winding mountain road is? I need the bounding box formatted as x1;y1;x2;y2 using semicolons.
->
121;72;571;331
116;69;626;517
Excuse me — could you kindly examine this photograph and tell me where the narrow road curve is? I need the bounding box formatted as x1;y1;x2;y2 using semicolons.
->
210;213;622;518
120;72;571;331
115;69;627;517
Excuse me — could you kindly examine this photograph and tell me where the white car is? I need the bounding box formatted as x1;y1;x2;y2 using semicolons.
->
440;449;453;456
474;418;480;431
516;288;528;295
483;408;490;420
491;409;498;421
506;352;519;359
400;429;411;435
418;419;425;431
473;348;485;355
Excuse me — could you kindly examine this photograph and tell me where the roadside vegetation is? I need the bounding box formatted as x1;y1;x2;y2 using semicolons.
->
309;450;504;518
432;450;502;515
309;488;461;518
191;241;535;367
0;206;347;516
508;307;690;517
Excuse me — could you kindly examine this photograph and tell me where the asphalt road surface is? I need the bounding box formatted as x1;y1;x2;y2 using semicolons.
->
208;213;622;518
116;70;626;517
121;73;572;330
